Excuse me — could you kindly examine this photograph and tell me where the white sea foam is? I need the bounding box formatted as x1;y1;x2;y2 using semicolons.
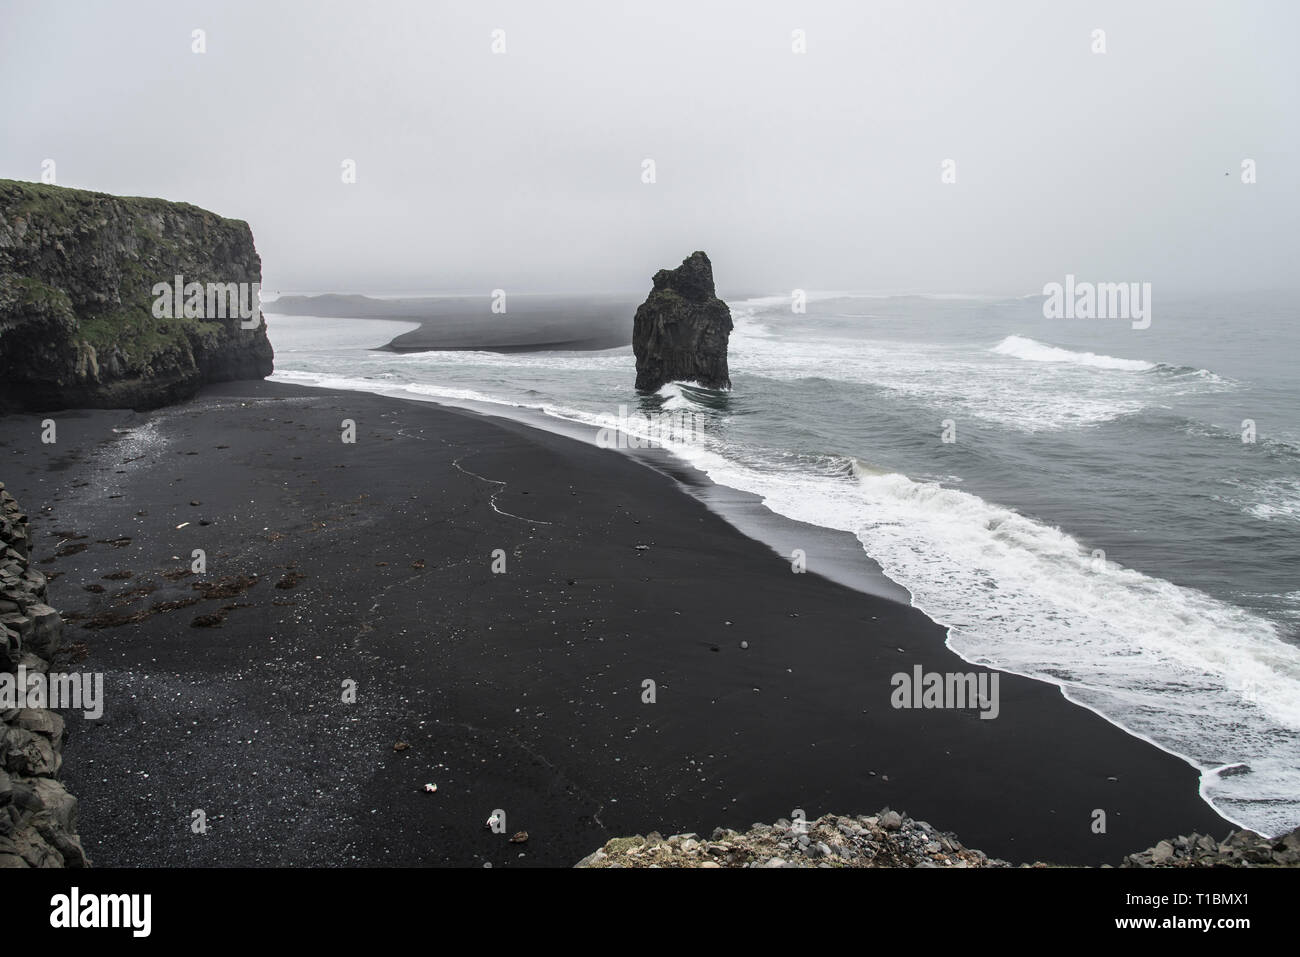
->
657;436;1300;836
269;369;623;442
729;316;1145;431
272;369;502;407
991;335;1156;371
656;383;696;411
1221;478;1300;524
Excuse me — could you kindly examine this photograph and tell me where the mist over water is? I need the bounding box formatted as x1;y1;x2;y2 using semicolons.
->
268;291;1300;836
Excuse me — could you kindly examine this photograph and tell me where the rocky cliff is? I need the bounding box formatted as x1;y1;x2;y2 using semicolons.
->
0;483;88;867
632;251;732;392
0;180;273;411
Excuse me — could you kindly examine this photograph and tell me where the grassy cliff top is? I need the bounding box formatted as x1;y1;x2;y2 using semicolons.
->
0;178;250;230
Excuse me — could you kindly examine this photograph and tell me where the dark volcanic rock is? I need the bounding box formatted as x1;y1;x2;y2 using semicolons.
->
575;810;1013;869
0;179;274;411
575;809;1300;869
0;481;88;867
1121;825;1300;868
632;251;732;392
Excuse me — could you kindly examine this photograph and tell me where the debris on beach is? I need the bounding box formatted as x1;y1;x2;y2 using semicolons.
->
275;570;304;590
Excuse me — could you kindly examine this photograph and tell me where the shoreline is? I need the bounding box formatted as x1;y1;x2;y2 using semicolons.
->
0;379;1231;866
267;366;917;606
266;368;1258;834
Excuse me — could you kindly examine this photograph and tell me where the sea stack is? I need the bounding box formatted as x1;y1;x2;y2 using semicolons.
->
0;180;274;411
632;251;732;392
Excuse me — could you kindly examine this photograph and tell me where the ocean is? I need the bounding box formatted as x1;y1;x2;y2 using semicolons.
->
265;290;1300;838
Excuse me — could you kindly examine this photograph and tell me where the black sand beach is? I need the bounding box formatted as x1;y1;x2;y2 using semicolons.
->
0;381;1229;867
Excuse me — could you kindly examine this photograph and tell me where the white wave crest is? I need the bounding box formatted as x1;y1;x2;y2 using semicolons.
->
991;335;1155;371
656;383;696;411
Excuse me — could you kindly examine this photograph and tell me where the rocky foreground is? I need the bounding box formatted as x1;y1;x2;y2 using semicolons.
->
576;809;1300;868
0;482;87;867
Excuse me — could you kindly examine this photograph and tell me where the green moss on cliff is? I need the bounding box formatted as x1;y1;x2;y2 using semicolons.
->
9;276;73;312
4;179;246;230
0;178;273;411
78;310;186;358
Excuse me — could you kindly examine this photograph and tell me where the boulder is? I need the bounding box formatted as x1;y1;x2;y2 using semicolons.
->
20;604;59;659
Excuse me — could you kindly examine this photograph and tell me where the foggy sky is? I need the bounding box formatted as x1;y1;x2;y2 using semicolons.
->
2;0;1296;296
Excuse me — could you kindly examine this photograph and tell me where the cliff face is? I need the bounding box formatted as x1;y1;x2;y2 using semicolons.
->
632;251;732;392
0;180;273;411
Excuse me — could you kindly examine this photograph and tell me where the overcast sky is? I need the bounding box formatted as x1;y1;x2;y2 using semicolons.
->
2;0;1295;295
